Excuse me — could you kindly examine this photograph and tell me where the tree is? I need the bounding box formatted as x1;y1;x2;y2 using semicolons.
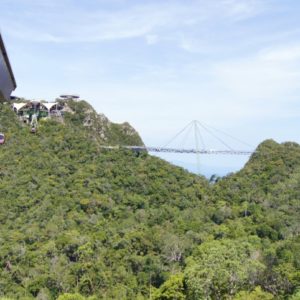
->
233;286;274;299
153;273;185;300
185;239;265;299
56;293;85;300
289;289;300;300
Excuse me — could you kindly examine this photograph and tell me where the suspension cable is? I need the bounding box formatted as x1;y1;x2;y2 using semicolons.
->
195;122;206;149
193;121;201;174
201;121;253;148
196;121;234;151
163;121;194;147
180;123;193;149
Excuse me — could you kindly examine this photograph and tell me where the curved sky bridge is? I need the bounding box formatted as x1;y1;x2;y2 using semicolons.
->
100;146;254;156
100;120;255;159
100;121;255;175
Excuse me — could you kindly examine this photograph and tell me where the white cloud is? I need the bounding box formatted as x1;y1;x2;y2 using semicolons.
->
145;34;159;45
214;44;300;98
209;43;300;123
222;0;265;20
260;45;300;61
2;0;266;45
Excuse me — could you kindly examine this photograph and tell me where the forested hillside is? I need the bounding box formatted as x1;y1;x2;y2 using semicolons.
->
0;102;299;299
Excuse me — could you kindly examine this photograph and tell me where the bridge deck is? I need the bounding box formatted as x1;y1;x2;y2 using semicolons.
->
100;146;254;155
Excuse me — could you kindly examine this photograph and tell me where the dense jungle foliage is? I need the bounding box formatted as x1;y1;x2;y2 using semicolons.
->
0;102;299;299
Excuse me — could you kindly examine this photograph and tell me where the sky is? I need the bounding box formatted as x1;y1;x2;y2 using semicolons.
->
1;0;300;176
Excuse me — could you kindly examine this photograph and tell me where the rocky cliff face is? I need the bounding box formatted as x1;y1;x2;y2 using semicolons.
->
60;99;144;146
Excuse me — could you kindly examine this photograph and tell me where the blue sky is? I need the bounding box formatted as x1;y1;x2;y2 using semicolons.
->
1;0;300;176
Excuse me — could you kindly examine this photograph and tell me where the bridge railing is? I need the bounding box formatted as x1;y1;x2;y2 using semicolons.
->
99;145;254;155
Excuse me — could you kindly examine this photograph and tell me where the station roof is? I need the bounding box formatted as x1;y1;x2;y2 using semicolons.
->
13;102;28;111
13;101;58;111
42;102;58;110
0;33;17;90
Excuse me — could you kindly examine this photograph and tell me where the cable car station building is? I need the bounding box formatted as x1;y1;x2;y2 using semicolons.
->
0;33;16;101
12;101;63;123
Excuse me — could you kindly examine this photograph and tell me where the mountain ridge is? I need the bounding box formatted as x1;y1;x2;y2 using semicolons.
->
0;101;299;299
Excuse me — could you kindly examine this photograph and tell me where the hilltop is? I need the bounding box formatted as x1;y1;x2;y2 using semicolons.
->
0;101;299;299
10;98;143;146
